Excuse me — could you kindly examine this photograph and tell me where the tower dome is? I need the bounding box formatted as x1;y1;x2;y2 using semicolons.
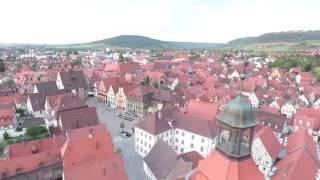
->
217;95;257;129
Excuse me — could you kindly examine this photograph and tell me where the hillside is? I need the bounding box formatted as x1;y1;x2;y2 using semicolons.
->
58;35;222;50
228;30;320;45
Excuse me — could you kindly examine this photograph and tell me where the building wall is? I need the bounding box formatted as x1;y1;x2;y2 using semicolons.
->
173;128;215;157
143;162;157;180
4;163;63;180
127;99;146;118
56;73;64;90
26;97;34;116
252;138;273;174
107;87;116;108
135;127;215;158
116;88;127;111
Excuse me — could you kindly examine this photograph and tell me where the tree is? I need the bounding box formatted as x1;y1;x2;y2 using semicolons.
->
153;81;159;89
26;126;47;137
3;131;10;140
5;78;16;89
71;58;82;67
0;58;5;72
119;53;124;63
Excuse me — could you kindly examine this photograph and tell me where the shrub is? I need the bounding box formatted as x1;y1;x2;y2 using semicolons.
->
3;131;10;140
26;126;48;137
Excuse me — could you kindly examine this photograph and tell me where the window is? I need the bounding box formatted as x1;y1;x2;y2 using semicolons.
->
191;135;194;140
149;136;151;140
176;130;179;134
200;147;204;152
191;143;194;148
182;132;184;136
175;138;178;143
180;148;184;153
181;140;184;144
307;121;311;127
202;138;205;143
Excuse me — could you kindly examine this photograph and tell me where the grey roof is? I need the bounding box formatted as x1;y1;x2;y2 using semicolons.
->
34;81;58;95
217;95;258;128
144;140;177;179
59;71;88;90
28;93;46;112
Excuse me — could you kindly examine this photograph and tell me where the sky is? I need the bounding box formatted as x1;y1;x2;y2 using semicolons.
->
0;0;319;44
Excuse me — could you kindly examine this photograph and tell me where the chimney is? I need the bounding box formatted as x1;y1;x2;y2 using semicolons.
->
31;145;39;154
88;128;93;139
95;141;99;150
102;166;106;176
157;111;162;119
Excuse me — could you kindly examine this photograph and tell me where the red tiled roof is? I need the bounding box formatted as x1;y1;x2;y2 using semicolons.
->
272;147;318;180
194;151;264;180
0;136;65;179
286;129;318;162
0;108;15;127
187;99;218;122
61;124;127;180
254;126;283;160
59;107;99;134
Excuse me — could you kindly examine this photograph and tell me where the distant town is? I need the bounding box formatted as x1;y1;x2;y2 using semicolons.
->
0;38;320;180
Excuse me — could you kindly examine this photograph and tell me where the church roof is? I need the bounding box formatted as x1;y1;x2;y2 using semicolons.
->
216;95;258;128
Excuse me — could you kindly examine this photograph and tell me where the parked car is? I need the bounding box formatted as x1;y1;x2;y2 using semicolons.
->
128;128;134;135
118;113;123;118
124;116;133;121
120;131;131;138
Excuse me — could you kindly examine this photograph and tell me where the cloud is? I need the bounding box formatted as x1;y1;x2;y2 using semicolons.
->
0;0;319;43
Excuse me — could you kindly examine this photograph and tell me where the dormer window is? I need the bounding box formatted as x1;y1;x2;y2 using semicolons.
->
16;167;23;175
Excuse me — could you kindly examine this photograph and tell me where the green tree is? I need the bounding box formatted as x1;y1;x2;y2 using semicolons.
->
119;53;124;63
3;131;10;140
26;126;48;137
0;58;5;72
153;81;159;89
5;78;16;89
71;58;82;67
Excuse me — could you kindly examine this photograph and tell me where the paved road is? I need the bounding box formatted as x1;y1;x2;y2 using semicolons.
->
86;98;145;180
86;98;140;137
114;137;145;180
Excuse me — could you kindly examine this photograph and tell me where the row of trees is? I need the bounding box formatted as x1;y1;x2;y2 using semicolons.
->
0;58;5;72
269;55;320;80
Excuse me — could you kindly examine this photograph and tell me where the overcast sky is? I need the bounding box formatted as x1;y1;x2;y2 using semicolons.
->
0;0;319;44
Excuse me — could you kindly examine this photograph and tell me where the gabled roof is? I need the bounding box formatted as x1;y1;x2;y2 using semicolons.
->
59;107;99;134
254;126;283;160
59;70;87;90
28;93;46;112
194;151;264;180
0;136;65;179
54;95;87;115
61;125;127;180
272;147;318;180
144;140;178;179
34;81;58;95
285;129;318;162
187;99;218;122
